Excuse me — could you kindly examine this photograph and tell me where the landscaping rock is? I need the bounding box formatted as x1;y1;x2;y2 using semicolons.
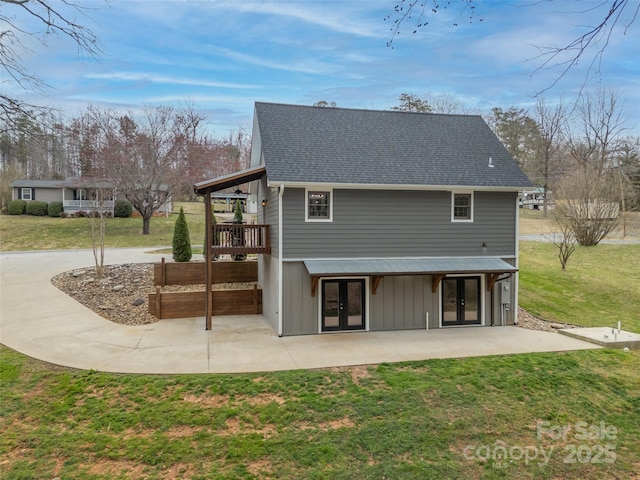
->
133;298;145;306
112;285;125;292
72;270;86;278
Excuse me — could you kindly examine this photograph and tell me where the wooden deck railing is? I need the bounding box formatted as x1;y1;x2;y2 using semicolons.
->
211;223;270;255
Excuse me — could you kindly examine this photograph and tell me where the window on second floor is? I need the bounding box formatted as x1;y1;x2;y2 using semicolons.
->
452;192;473;222
306;189;332;221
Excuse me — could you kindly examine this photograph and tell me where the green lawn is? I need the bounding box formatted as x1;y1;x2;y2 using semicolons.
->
0;202;209;251
1;208;639;478
1;346;638;479
519;242;640;333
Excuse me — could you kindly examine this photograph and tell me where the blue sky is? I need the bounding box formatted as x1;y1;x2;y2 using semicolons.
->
8;0;640;136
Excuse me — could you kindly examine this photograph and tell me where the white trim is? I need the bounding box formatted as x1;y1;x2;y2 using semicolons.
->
451;191;474;222
317;276;370;334
305;187;333;222
438;274;485;328
267;180;526;193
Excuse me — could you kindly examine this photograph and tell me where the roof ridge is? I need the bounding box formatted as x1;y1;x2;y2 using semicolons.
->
254;101;482;119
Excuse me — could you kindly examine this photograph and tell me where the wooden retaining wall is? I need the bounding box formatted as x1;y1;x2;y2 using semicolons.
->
149;260;261;319
149;285;262;319
154;259;258;286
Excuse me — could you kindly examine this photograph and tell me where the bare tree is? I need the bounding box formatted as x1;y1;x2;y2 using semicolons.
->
532;97;567;217
550;221;577;271
89;105;206;235
555;166;620;246
568;88;629;178
0;0;101;133
85;184;112;280
385;0;638;92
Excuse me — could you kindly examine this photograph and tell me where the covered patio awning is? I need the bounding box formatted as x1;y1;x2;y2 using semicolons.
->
303;257;517;295
194;165;266;195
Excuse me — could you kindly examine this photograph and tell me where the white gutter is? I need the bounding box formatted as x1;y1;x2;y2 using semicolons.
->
277;184;284;337
266;180;526;193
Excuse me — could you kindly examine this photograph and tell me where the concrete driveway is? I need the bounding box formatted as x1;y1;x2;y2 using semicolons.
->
0;248;600;374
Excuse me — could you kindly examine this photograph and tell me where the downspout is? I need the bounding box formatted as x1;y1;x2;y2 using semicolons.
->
514;194;520;325
277;184;284;337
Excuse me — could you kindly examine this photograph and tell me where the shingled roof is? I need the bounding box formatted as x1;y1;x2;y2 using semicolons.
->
254;102;532;190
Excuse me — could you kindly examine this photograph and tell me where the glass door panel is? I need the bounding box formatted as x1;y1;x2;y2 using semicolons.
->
442;279;458;324
463;278;480;323
322;281;340;329
346;280;364;328
322;279;365;331
441;277;481;326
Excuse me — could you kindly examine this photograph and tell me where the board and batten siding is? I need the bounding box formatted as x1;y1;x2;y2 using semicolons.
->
370;275;433;330
282;262;318;335
281;188;517;259
281;264;510;335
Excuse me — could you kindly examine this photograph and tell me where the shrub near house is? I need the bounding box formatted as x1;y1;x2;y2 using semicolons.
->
8;200;26;215
26;201;48;216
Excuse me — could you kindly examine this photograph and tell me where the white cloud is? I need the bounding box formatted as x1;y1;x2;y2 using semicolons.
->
84;72;260;89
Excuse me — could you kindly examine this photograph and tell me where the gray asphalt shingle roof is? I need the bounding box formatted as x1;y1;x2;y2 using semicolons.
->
255;102;532;189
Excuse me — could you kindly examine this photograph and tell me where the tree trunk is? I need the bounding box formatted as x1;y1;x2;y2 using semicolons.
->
142;215;151;235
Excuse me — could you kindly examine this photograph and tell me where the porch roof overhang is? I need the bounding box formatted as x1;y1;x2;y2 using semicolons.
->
304;257;517;296
194;165;266;194
303;257;517;277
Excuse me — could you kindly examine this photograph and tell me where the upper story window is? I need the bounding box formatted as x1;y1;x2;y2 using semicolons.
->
306;189;332;221
21;188;33;200
452;192;473;222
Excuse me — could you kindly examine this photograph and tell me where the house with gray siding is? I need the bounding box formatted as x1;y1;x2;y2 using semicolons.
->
195;102;532;336
11;178;172;216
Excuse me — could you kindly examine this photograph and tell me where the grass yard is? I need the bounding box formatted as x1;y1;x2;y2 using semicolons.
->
519;242;640;333
518;209;640;239
0;202;210;252
1;346;638;480
0;201;257;252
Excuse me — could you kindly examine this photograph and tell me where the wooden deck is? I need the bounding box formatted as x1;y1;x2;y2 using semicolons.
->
211;223;271;255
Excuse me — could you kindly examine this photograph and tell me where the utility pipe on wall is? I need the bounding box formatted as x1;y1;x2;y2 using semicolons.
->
277;184;284;337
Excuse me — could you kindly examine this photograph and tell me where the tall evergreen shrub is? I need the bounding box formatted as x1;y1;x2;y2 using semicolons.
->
172;207;192;262
203;208;219;260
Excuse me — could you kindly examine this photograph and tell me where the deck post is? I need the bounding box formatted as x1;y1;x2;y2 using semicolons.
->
205;191;213;330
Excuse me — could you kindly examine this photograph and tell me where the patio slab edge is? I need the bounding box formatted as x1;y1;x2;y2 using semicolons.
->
558;327;640;349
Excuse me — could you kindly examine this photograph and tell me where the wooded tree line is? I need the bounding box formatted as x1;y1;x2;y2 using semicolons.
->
0;105;251;232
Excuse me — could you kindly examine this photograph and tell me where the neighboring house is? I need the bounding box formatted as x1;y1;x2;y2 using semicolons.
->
520;187;553;210
11;178;172;216
195;102;532;336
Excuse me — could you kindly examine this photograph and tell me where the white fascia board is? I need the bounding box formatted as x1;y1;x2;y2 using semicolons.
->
265;180;525;193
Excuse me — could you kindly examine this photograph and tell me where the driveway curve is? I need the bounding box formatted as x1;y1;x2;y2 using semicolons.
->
0;248;599;374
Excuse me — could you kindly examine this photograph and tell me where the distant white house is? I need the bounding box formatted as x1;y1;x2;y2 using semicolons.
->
520;187;553;210
11;178;172;216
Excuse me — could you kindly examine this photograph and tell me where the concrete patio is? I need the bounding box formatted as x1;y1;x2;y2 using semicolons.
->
0;248;600;374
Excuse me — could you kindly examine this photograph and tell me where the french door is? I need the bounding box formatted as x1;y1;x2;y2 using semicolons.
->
322;279;366;332
442;277;481;326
